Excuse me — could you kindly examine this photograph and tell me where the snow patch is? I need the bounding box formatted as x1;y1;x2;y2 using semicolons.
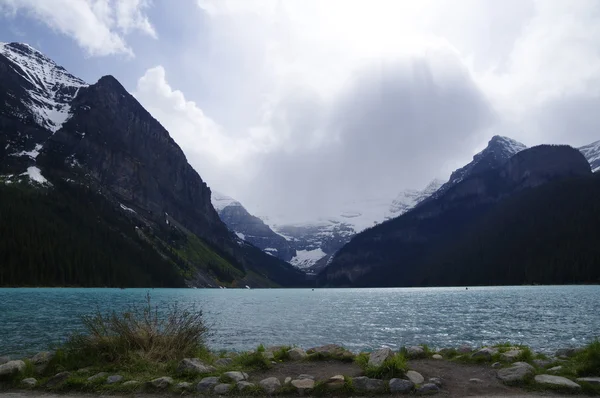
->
120;204;136;213
211;190;242;212
21;166;48;184
10;143;43;159
290;248;327;269
235;232;246;240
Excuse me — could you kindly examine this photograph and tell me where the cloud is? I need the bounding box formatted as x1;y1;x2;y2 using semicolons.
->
0;0;156;56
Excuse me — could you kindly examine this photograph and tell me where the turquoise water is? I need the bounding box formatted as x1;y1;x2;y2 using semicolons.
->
1;286;599;357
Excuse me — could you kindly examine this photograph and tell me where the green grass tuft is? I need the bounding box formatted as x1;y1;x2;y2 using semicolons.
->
233;351;272;371
361;354;407;379
576;339;600;376
273;346;292;362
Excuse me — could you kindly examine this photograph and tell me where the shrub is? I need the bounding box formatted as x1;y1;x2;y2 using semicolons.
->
233;351;271;371
273;346;291;362
65;293;208;365
576;339;600;376
359;354;407;379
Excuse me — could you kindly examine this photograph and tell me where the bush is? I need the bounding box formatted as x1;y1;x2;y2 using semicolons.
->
577;339;600;376
233;351;271;371
357;353;407;379
65;293;208;364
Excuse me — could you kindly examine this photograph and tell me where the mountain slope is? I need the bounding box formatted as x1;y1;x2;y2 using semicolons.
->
579;140;600;172
385;179;444;220
319;145;594;287
0;42;306;288
211;191;296;261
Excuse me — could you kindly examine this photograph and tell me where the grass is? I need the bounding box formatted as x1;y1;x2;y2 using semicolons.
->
354;352;407;379
273;346;292;362
232;351;271;371
575;339;600;376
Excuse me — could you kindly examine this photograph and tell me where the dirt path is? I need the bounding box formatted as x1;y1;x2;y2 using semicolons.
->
248;359;363;382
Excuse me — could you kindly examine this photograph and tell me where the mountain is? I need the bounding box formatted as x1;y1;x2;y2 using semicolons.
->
579;140;600;172
211;191;296;261
0;42;306;288
385;179;444;220
319;145;597;287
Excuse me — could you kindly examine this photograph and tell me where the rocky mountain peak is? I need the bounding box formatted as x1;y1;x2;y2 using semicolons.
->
579;139;600;172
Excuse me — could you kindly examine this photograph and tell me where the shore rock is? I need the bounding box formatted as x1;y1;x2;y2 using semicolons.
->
369;347;393;367
177;358;215;375
106;375;123;384
0;360;26;379
214;383;232;394
87;372;108;382
223;371;248;382
215;358;233;367
497;362;534;383
548;366;563;373
21;378;37;387
197;376;219;392
292;378;315;395
175;382;192;391
237;381;255;392
417;383;440;395
406;370;425;385
306;344;352;360
0;357;10;366
288;347;307;361
389;378;414;393
577;377;600;385
31;351;53;374
406;346;426;358
284;377;292;385
501;350;521;361
555;348;578;358
149;376;173;389
458;345;473;354
472;347;498;361
259;377;281;394
325;375;345;390
533;358;553;368
353;376;385;392
122;381;140;387
44;371;71;388
535;374;581;389
432;354;443;360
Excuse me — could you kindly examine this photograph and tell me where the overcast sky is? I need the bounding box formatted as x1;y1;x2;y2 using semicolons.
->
1;0;600;222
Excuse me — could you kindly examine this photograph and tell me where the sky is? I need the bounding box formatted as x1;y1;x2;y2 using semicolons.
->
1;0;600;223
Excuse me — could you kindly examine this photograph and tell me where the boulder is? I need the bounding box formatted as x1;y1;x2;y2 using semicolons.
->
87;372;108;382
432;354;443;360
297;374;315;380
215;357;233;367
416;383;440;395
497;362;535;383
106;375;123;384
237;381;255;392
177;358;215;375
352;376;385;392
406;370;425;385
44;371;71;388
472;347;498;361
149;376;173;389
0;357;10;366
259;377;281;394
0;360;25;380
214;383;232;394
368;347;393;367
223;371;248;382
501;350;521;361
389;378;414;393
429;377;443;387
577;377;600;385
21;378;37;387
406;346;426;359
458;345;473;354
197;376;219;392
306;344;352;360
122;380;140;387
291;378;315;395
175;382;192;391
548;366;563;373
288;347;307;361
325;375;345;390
31;351;54;374
535;374;581;389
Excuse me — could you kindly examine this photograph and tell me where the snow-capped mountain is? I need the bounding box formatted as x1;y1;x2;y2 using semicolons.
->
211;191;296;261
579;140;600;172
386;179;444;220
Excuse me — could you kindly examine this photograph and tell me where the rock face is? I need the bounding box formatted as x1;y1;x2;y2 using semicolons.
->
389;378;414;393
368;347;393;367
535;374;581;389
497;362;535;383
579;139;600;172
0;360;25;380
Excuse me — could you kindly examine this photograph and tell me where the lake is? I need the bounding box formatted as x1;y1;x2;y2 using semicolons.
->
1;286;599;358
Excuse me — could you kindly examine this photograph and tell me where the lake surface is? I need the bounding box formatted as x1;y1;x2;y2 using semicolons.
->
1;286;599;357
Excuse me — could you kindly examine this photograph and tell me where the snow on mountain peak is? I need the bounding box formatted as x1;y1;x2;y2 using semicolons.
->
579;139;600;172
0;42;88;132
488;135;527;156
211;190;242;211
386;178;444;220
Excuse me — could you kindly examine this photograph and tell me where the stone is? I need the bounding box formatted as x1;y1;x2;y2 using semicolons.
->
306;344;352;360
175;382;192;391
214;383;232;394
406;370;425;385
429;377;443;387
223;371;248;382
87;372;108;381
177;358;215;375
31;351;53;364
76;367;93;374
389;378;414;393
472;347;498;361
291;378;315;395
577;377;600;385
406;346;426;359
533;359;553;368
352;376;385;392
0;360;25;379
21;378;37;387
197;376;219;392
535;374;581;389
458;345;473;353
325;375;345;390
149;376;173;389
368;347;393;367
491;362;502;369
497;362;535;383
501;350;521;361
0;357;10;366
469;378;483;383
237;381;255;392
259;377;281;394
548;366;563;373
555;348;578;358
416;383;440;395
297;374;315;380
215;358;233;367
122;380;140;387
288;347;307;361
44;371;71;388
284;377;292;384
432;354;443;360
106;375;123;384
